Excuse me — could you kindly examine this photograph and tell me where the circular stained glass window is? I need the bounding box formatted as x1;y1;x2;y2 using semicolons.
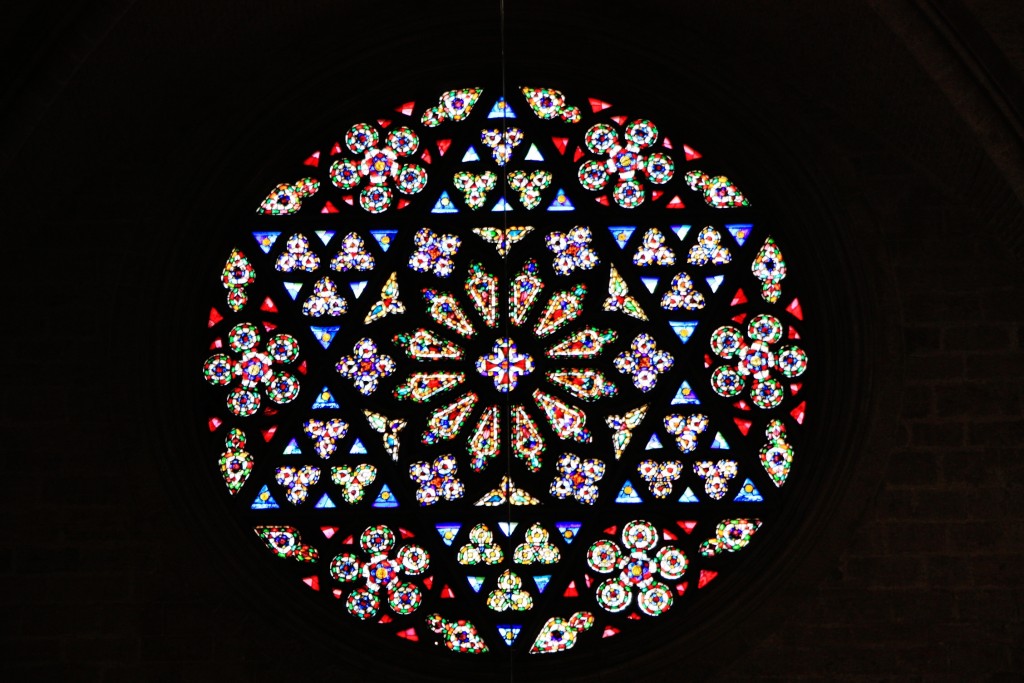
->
197;85;810;660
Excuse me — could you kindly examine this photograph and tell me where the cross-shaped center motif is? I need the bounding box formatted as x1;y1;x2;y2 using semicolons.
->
476;337;534;393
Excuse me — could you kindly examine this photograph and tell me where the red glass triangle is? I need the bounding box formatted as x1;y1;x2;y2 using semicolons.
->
675;581;689;596
207;416;222;432
584;574;593;588
396;628;418;641
698;569;718;588
662;136;673;149
666;195;685;209
397;199;410;209
604;525;617;535
377;118;391;128
788;326;801;340
302;575;320;591
341;535;354;544
261;321;277;331
209;338;223;350
731;288;748;306
588;97;613;112
420;148;432;164
734;418;752;436
650;189;663;202
437;139;452;156
261;426;277;442
330;142;343;155
208;308;223;327
602;625;620;638
264;407;278;416
662;528;678;541
321;201;339;214
610;115;627;125
731;313;747;324
422;576;433;590
733;399;751;411
676;520;697;534
790;383;803;395
563;581;578;597
396;101;415;116
704;353;712;369
627;612;641;621
332;588;343;599
399;527;415;539
378;614;392;624
595;196;610;206
791;401;807;424
303;151;320;167
260;297;278;313
320;526;338;539
573;146;585;162
684;144;702;161
440;585;455;598
786;298;804;320
552;137;569;154
297;360;307;375
342;195;354;206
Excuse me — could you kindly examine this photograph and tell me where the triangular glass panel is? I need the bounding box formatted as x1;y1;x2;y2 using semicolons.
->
588;97;612;112
669;321;698;344
396;101;415;116
208;308;222;328
261;425;277;442
787;298;804;320
260;297;278;313
462;146;480;162
645;433;663;450
491;196;513;212
726;223;752;247
310;326;341;349
436;523;461;546
436;139;451;156
432;191;459;214
489;97;516;119
698;569;717;588
533;575;551;593
251;484;279;509
349;281;368;298
373;483;399;508
731;289;748;306
710;432;730;449
396;628;418;641
547;188;574;211
283;281;302;300
683;144;702;160
615;480;642;504
321;526;338;539
440;584;455;598
705;275;724;293
551;136;569;154
734;417;753;435
283;438;302;455
312;386;340;410
315;230;334;245
677;520;698;534
666;196;685;209
641;277;659;294
678;487;699;503
671;380;700;405
734;478;764;502
370;229;398;252
321;201;339;214
555;522;581;544
671;225;691;241
314;492;336;509
467;576;485;593
610;115;627;125
498;625;521;646
563;581;578;597
349;438;367;455
609;226;635;249
304;151;320;167
524;143;544;161
498;521;519;537
602;626;620;638
253;231;280;254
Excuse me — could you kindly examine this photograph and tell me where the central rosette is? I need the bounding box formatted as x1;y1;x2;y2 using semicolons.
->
476;337;535;392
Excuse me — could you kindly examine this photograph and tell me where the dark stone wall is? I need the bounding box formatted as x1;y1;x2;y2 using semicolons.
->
3;1;1021;680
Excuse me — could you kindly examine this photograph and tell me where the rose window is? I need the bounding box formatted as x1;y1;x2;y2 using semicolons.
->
197;84;812;662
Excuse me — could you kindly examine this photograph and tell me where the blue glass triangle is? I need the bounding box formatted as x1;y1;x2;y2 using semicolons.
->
671;380;700;405
436;523;461;546
315;230;335;245
283;438;302;455
641;277;659;294
547;188;575;212
467;576;485;593
669;321;698;344
705;275;724;293
615;479;643;504
497;625;522;646
671;225;691;242
350;438;367;455
711;432;730;449
283;281;302;300
252;231;281;254
314;492;336;509
432;191;459;214
349;281;368;298
370;229;397;252
373;483;398;508
678;486;699;503
533;575;551;593
462;146;480;162
251;484;279;510
498;521;518;536
608;226;636;249
726;223;753;247
555;522;582;544
310;326;341;349
645;433;663;450
488;97;517;119
524;143;544;161
734;478;764;502
312;386;340;410
491;196;513;212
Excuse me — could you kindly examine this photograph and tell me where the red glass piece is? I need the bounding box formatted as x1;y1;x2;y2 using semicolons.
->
378;614;392;624
397;199;410;209
437;139;452;156
650;189;663;202
788;326;801;340
584;574;593;588
731;288;748;306
303;151;320;167
790;383;802;395
588;97;612;112
261;426;277;442
321;201;339;214
210;338;223;349
421;148;432;164
563;581;578;597
395;101;415;116
733;399;751;411
595;196;610;206
731;313;747;324
675;581;688;596
263;407;277;416
676;520;697;534
320;526;338;539
610;115;627;125
422;576;433;590
704;353;712;368
260;297;278;313
342;195;354;206
341;535;354;544
332;589;343;599
573;146;585;162
552;136;569;154
399;527;415;539
330;142;343;155
662;528;678;541
440;585;455;598
604;525;617;535
786;298;804;320
698;569;717;588
207;416;222;432
208;307;223;327
297;360;307;375
791;401;807;424
302;575;319;591
261;321;277;331
662;136;673;149
734;418;752;435
666;195;685;209
684;144;702;161
377;118;391;128
627;612;641;621
396;628;418;641
602;625;620;638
